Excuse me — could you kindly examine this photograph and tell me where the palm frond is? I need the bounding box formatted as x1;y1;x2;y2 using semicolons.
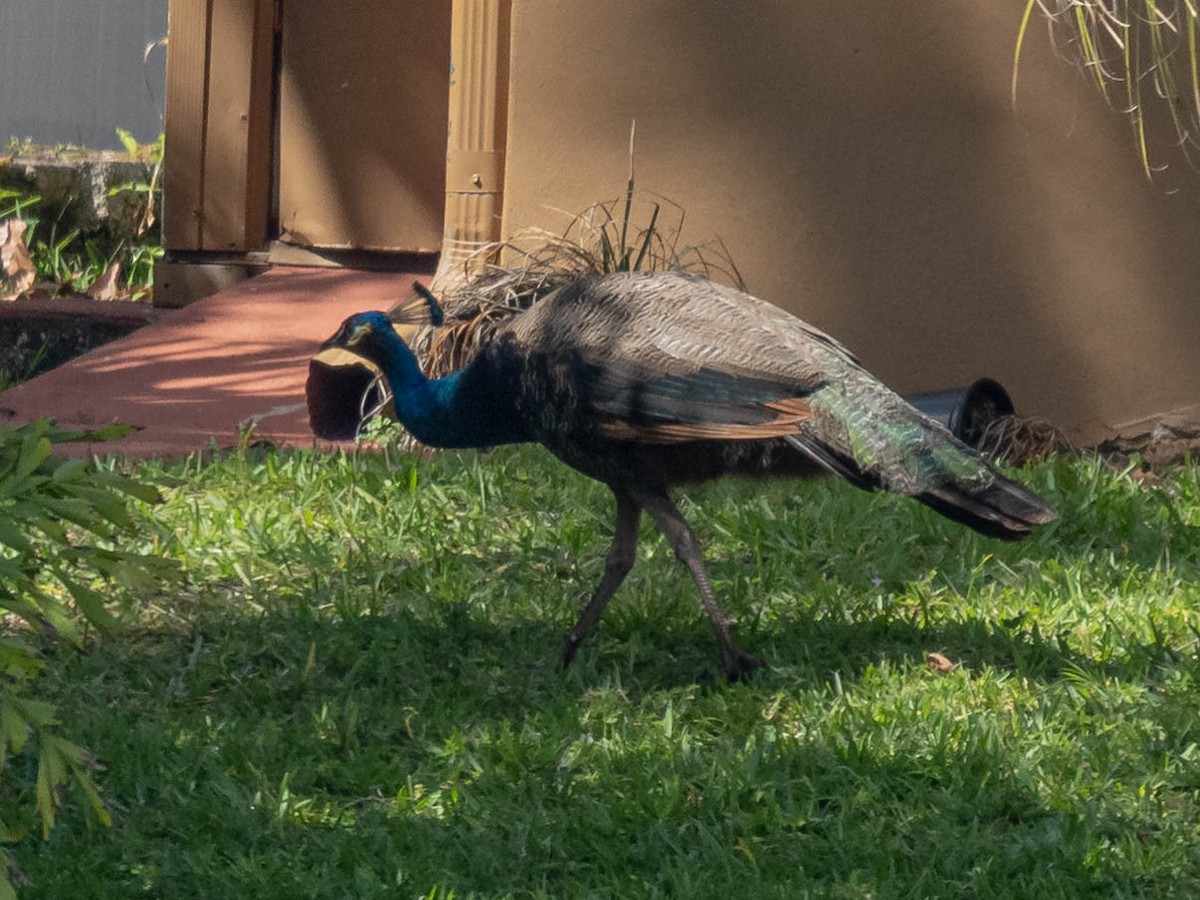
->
407;192;743;379
1016;0;1200;176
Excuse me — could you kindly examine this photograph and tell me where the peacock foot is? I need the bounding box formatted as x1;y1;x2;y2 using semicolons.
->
560;632;583;669
722;648;767;682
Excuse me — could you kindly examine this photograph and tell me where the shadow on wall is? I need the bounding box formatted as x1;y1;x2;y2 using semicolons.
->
670;1;1200;440
501;1;1200;444
275;0;451;252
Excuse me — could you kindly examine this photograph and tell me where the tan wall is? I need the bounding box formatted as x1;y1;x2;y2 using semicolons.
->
500;2;1200;445
277;0;451;252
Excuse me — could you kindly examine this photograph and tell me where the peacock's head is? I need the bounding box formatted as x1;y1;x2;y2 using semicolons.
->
311;302;442;440
321;311;406;362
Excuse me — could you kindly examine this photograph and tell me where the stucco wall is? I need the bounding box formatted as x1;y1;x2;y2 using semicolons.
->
500;2;1200;445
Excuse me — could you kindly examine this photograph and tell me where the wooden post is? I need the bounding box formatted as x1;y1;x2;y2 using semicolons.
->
436;0;511;289
162;0;209;250
163;0;274;252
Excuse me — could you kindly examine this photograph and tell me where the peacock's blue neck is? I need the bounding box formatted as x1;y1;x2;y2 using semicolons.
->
376;331;524;449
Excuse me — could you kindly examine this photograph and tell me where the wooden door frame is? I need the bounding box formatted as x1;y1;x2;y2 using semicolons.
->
163;0;275;253
159;0;511;305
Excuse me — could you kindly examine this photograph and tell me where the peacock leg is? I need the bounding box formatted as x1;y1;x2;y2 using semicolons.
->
633;489;766;681
561;489;641;667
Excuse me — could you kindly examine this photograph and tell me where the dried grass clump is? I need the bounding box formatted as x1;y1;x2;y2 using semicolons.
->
976;414;1073;466
1098;422;1200;469
405;192;744;379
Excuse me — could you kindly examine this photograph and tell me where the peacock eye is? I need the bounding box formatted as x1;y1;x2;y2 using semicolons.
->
345;322;371;346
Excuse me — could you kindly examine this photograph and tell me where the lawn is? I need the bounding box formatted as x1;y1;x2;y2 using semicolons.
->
13;444;1200;898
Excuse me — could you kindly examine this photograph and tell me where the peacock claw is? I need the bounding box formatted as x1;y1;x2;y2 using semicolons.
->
560;634;581;668
723;650;767;682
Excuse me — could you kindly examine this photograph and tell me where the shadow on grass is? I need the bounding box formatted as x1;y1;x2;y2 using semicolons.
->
16;567;1197;900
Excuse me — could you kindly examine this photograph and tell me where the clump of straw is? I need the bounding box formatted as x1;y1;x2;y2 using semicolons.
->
976;414;1073;466
403;191;743;379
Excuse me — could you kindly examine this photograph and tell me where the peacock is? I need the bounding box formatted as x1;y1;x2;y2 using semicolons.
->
321;271;1056;679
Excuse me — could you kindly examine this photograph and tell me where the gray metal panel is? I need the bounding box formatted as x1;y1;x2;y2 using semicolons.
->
0;0;167;150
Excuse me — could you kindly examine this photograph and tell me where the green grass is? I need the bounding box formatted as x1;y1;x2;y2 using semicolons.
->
13;446;1200;898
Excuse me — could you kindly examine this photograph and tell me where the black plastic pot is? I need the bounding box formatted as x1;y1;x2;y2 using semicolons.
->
307;352;389;441
904;378;1015;448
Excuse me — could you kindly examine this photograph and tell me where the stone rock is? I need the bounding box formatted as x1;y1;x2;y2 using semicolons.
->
0;154;158;247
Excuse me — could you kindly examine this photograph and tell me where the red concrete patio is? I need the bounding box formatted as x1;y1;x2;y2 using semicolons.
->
0;265;435;458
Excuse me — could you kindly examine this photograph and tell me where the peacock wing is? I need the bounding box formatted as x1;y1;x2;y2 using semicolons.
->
504;274;847;445
584;361;819;443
